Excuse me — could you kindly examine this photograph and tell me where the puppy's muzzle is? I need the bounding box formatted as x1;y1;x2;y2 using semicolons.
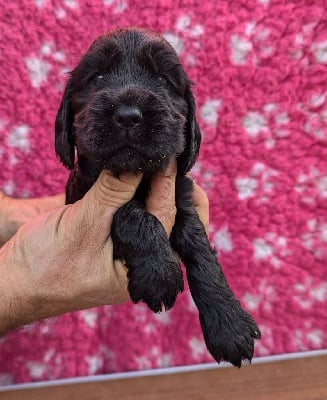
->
113;105;143;129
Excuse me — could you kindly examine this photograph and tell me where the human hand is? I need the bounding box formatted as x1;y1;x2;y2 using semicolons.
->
0;160;209;334
0;169;142;334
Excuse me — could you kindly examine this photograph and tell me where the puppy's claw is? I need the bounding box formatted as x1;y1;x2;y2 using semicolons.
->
130;286;183;313
127;259;184;313
200;305;261;367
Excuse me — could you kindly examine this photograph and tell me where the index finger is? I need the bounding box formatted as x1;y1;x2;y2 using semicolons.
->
146;159;177;235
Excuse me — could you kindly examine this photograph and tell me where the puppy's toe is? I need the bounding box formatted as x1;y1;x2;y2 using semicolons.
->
200;304;261;367
127;257;184;313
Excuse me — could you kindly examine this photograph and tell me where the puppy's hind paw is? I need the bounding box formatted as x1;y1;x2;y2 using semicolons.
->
127;257;184;313
200;304;261;367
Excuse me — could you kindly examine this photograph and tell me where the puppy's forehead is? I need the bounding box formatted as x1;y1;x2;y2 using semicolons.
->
90;27;177;59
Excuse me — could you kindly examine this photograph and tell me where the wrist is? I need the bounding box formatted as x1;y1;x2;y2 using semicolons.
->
0;192;10;246
0;240;34;335
0;236;66;335
0;193;23;247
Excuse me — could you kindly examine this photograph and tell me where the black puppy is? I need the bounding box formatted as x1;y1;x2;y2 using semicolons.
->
55;27;261;367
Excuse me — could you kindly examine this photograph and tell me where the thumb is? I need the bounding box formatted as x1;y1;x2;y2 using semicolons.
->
71;170;143;237
90;170;142;211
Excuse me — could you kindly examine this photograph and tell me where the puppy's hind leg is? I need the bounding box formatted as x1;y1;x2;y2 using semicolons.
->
170;175;261;367
111;200;184;313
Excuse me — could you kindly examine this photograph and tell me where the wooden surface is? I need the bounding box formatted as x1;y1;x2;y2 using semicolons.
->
1;354;327;400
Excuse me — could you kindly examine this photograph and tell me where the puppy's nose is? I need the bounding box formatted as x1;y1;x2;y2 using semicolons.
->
113;106;142;128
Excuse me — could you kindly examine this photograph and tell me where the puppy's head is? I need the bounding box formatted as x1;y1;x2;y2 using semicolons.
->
55;27;201;176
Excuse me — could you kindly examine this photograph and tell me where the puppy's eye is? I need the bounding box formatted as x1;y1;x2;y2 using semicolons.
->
158;76;169;86
89;75;104;85
158;74;180;93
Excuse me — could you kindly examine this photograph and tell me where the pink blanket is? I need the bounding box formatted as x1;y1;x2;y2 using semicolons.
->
0;0;326;384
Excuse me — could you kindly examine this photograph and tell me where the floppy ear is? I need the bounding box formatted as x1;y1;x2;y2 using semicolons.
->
55;77;75;170
177;83;202;174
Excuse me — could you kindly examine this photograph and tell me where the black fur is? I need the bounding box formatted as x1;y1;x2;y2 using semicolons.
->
55;27;261;367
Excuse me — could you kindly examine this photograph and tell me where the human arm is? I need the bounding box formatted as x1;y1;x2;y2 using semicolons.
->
0;191;65;247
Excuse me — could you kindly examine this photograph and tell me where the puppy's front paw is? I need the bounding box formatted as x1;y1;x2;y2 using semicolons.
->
112;201;184;313
127;253;184;313
200;303;261;367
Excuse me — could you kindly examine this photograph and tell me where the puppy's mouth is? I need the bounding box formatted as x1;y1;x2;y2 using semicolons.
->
94;146;172;176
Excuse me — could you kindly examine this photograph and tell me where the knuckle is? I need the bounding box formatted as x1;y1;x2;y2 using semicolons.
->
98;173;137;205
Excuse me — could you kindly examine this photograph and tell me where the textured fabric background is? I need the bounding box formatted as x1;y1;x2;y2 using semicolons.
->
0;0;326;385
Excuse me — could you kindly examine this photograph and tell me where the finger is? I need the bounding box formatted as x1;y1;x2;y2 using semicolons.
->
192;182;209;235
146;159;177;235
37;194;66;210
71;170;143;237
92;170;142;209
